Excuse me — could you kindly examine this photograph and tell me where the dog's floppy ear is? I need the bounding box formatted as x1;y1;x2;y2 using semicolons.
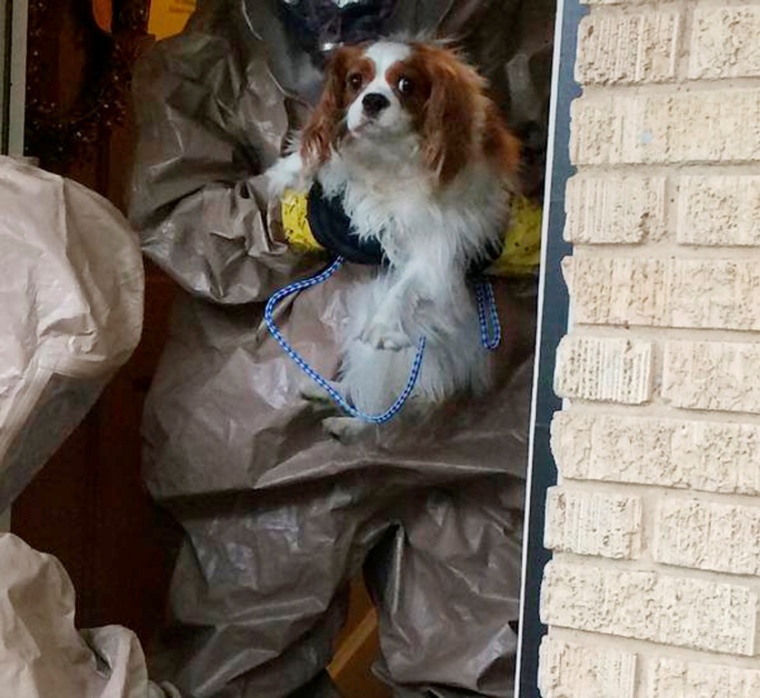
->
483;101;523;180
419;46;483;185
301;47;355;167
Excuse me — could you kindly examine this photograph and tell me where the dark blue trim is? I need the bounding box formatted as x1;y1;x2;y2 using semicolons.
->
518;1;585;695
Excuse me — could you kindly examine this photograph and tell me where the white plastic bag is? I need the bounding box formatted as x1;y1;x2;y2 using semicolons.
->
0;156;144;509
0;533;179;698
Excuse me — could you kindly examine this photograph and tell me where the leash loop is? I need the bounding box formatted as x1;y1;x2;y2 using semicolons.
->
475;278;501;351
264;257;426;424
265;261;501;423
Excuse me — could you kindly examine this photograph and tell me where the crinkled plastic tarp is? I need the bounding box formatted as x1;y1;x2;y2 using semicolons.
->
0;533;179;698
129;1;554;696
0;157;144;512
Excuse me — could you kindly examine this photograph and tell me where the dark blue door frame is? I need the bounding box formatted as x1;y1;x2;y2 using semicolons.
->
515;0;585;695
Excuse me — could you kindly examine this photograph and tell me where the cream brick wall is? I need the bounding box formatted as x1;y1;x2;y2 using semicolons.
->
650;658;760;698
655;498;760;576
555;335;654;404
539;636;638;698
539;0;760;694
677;176;760;247
541;561;760;655
545;487;643;559
565;175;668;244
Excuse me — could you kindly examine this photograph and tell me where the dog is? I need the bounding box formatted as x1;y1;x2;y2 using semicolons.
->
267;39;521;442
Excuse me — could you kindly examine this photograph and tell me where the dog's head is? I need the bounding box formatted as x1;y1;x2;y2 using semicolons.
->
300;40;520;185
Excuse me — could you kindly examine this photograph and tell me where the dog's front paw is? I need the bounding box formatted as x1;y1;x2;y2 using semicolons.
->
300;381;333;403
265;152;306;197
322;416;369;444
360;320;412;351
300;381;341;416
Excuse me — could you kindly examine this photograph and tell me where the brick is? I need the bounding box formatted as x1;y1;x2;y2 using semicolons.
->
538;635;637;698
545;486;642;559
554;335;653;404
690;7;760;79
655;498;760;576
565;175;667;244
677;176;760;247
664;340;760;414
650;658;760;698
540;560;760;655
566;257;760;331
551;411;760;495
576;11;680;84
570;91;760;165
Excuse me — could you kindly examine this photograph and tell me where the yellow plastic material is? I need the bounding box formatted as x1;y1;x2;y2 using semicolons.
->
148;0;196;40
281;190;323;255
488;195;543;277
281;189;542;277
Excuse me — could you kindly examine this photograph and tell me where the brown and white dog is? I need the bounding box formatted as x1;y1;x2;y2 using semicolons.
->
267;40;521;441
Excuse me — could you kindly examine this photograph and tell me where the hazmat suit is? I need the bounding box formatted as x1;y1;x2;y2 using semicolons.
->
129;1;554;696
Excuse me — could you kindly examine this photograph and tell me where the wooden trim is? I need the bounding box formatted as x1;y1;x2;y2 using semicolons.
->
329;605;391;698
329;607;379;680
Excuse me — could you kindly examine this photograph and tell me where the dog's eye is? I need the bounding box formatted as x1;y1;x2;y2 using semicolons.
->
397;76;414;95
347;73;363;90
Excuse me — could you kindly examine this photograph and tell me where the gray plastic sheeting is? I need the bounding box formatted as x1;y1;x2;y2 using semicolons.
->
129;1;554;696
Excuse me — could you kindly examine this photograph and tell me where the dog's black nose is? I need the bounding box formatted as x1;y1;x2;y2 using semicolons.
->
362;93;390;117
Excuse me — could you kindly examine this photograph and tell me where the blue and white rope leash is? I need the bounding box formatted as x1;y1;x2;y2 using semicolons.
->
474;277;501;350
264;257;500;424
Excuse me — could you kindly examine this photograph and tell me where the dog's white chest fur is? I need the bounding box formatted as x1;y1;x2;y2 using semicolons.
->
270;146;509;441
